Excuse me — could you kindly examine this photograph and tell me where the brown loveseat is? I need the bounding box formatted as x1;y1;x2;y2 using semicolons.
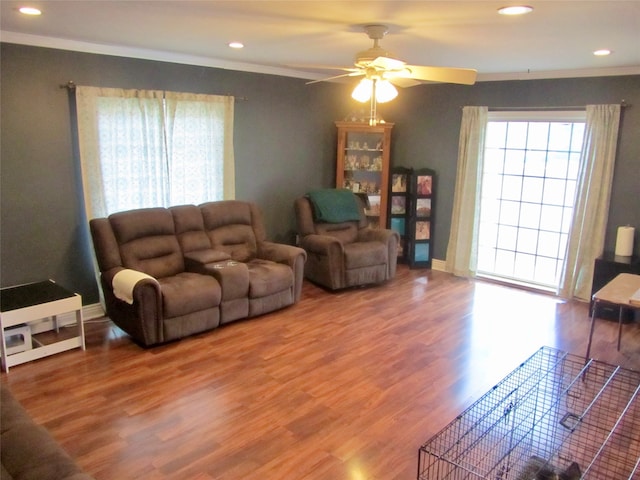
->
1;383;94;480
90;200;306;346
295;190;399;290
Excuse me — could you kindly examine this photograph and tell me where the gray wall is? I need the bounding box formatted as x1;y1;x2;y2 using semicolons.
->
2;43;639;304
383;76;640;265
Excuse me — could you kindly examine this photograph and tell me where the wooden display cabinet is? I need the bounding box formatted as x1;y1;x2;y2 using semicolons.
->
335;121;393;228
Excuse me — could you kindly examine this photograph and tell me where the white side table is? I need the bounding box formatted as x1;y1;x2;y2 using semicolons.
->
0;280;85;372
586;272;640;360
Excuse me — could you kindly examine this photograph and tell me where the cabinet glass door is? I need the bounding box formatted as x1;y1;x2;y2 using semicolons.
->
342;131;384;227
335;121;392;229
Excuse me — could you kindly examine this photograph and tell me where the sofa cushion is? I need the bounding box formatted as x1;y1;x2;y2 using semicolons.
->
247;260;293;298
343;242;388;269
158;272;221;318
314;222;359;244
109;208;184;279
170;205;211;253
200;201;261;261
206;224;258;262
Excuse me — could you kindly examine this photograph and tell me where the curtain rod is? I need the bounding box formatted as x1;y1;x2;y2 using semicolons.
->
477;99;630;111
59;81;248;101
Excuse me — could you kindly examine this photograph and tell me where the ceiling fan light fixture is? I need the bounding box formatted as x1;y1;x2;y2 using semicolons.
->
352;78;373;102
375;80;398;103
498;5;533;15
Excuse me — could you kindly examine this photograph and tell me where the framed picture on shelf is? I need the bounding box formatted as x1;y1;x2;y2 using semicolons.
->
417;175;432;195
365;195;381;216
392;173;407;192
391;217;405;236
415;221;430;240
391;196;406;214
416;198;431;217
414;243;430;262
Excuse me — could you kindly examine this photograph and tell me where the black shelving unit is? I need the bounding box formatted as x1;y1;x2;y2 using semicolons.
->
408;168;435;269
388;167;412;264
387;167;435;269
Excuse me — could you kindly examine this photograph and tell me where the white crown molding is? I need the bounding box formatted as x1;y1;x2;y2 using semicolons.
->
477;66;640;82
4;30;639;83
0;30;322;81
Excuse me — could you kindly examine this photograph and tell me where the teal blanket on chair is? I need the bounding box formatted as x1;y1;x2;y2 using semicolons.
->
307;189;361;223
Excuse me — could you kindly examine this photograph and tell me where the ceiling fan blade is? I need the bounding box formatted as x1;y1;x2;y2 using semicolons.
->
306;71;364;85
287;63;358;72
369;56;406;71
388;77;422;88
405;65;477;85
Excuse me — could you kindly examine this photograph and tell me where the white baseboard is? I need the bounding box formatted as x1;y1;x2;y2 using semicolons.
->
22;264;448;335
29;303;105;335
432;258;446;271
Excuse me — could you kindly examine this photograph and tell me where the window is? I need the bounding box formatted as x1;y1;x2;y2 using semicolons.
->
76;87;235;219
477;111;586;290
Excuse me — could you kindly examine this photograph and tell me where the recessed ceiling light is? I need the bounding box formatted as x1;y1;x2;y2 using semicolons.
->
593;49;612;56
18;6;42;15
498;5;534;15
228;42;244;49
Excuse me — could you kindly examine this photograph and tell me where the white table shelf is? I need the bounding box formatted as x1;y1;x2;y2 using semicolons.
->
1;280;85;372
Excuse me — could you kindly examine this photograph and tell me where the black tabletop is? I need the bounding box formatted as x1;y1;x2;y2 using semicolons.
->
0;280;76;312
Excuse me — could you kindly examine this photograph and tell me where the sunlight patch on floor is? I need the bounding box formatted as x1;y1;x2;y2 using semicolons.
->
458;282;564;400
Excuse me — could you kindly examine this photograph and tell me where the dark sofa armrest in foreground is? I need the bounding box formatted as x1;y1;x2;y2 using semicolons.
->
1;383;94;480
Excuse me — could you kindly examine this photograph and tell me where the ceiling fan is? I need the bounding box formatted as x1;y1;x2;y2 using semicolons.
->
306;24;477;88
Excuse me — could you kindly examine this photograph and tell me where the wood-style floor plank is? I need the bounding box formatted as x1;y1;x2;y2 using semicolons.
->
2;266;639;479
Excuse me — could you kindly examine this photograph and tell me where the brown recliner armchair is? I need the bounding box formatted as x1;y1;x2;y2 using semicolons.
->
295;189;400;290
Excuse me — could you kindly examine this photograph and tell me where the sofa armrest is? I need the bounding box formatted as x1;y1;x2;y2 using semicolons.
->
258;242;307;302
1;384;96;480
101;267;164;346
111;269;159;304
258;241;306;266
183;249;232;274
299;234;344;257
357;227;399;244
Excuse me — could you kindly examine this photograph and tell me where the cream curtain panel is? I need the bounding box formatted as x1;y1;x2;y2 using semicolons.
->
75;86;235;220
445;106;488;277
558;104;621;300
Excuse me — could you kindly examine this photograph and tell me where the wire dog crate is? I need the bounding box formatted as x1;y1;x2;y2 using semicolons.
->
417;346;640;479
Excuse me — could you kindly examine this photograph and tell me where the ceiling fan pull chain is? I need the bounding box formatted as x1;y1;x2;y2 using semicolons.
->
369;80;377;126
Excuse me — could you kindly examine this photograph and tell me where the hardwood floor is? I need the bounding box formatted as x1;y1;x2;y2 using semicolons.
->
2;266;639;480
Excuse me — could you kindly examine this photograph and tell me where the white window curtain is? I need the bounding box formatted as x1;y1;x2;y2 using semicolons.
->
558;104;621;300
445;106;488;277
75;86;235;220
